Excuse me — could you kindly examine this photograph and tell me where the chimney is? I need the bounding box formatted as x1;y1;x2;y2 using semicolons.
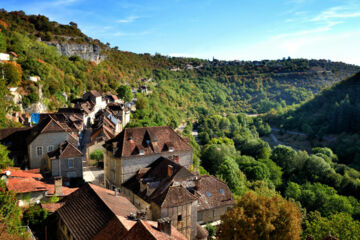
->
54;177;63;196
136;210;146;220
195;177;200;191
158;217;171;236
167;165;174;177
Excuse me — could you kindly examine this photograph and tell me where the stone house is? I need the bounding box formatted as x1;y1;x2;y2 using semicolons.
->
27;116;79;169
121;157;231;240
0;115;80;170
53;183;188;240
103;126;193;188
46;140;83;179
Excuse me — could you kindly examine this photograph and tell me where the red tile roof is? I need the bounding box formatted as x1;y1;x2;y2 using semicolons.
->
57;183;138;240
3;168;76;196
7;177;48;193
48;141;83;159
195;175;234;211
105;126;192;158
41;203;64;212
1;168;42;179
123;220;187;240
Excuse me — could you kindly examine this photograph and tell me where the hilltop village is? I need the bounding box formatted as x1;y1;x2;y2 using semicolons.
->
0;88;234;240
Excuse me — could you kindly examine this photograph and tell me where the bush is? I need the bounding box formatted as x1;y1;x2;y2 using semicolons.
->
90;150;104;161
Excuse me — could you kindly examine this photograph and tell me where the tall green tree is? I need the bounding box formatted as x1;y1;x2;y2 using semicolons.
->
303;211;360;240
0;144;13;169
0;32;6;52
116;85;132;102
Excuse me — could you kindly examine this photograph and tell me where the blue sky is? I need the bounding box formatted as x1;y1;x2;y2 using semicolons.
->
2;0;360;65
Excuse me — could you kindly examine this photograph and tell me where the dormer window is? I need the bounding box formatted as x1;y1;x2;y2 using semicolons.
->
169;147;174;152
139;149;145;155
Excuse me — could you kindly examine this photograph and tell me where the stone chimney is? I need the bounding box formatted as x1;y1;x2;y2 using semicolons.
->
54;177;63;196
158;217;171;236
195;177;200;191
136;210;146;220
167;165;174;177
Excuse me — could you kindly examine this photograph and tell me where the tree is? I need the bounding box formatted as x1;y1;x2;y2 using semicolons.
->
271;145;298;175
304;155;332;181
3;62;22;86
90;150;104;162
0;144;13;169
219;191;302;240
217;156;247;195
0;181;23;236
0;32;6;52
201;143;236;174
303;211;360;240
116;85;132;102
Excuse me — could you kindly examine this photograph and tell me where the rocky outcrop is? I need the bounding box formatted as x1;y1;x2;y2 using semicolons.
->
48;42;106;64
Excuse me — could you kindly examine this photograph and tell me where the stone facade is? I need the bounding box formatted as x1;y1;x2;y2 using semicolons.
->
28;132;70;169
48;156;83;178
105;150;193;188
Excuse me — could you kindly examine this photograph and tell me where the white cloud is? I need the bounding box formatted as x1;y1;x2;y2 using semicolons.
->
311;6;360;22
117;16;140;23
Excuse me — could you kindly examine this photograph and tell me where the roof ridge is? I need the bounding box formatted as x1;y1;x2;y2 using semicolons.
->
137;220;157;240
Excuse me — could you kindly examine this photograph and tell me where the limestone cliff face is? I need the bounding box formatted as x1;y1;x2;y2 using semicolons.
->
49;42;106;64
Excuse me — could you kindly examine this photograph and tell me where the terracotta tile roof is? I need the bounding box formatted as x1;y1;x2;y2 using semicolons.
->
196;224;208;239
154;185;198;208
45;183;77;196
7;177;48;193
1;168;42;179
57;183;138;240
92;216;132;240
123;157;197;208
123;157;233;211
40;113;83;132
0;127;31;140
27;115;79;145
41;203;64;212
4;169;77;196
48;141;83;159
123;220;187;240
104;126;192;158
195;175;234;211
89;90;102;97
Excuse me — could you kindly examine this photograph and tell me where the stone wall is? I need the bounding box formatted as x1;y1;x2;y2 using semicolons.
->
160;201;197;240
50;157;83;178
197;205;232;224
28;132;70;169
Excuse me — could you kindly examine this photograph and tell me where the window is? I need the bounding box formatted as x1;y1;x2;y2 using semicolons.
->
36;146;43;156
177;214;182;221
67;159;74;168
47;145;54;152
